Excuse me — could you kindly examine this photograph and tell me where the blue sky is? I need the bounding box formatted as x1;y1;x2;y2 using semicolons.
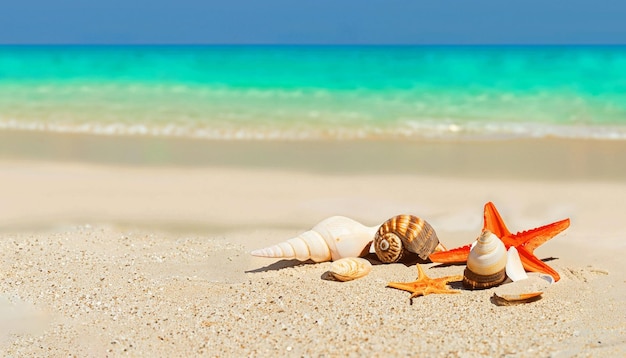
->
1;0;625;44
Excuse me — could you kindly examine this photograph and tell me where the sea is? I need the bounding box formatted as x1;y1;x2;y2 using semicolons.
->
1;45;626;141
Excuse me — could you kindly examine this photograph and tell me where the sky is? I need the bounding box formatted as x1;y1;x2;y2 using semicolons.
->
1;0;625;45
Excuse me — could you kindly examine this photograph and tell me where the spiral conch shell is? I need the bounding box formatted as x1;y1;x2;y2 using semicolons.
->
328;257;372;282
250;216;377;262
462;230;508;290
373;215;442;263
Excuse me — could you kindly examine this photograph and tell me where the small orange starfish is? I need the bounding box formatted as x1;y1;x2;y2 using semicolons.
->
387;264;462;300
429;202;570;281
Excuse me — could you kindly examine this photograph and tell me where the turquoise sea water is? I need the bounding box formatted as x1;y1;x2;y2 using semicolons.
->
1;45;626;140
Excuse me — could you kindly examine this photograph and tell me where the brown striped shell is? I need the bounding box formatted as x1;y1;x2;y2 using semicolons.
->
462;267;506;290
373;215;440;263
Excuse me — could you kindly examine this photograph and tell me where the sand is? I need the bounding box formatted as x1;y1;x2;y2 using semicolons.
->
1;135;625;356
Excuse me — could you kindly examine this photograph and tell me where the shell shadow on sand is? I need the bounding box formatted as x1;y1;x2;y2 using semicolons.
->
363;252;432;267
245;259;316;273
490;294;543;306
248;250;431;275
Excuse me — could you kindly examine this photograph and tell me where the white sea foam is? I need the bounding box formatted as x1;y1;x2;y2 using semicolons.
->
2;117;626;141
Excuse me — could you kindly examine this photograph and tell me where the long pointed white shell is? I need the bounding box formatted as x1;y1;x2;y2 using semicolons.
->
505;247;528;282
329;257;372;281
250;216;378;262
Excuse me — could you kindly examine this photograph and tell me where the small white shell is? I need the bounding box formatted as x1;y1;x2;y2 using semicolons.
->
505;246;528;282
250;216;378;262
538;273;555;285
328;257;372;282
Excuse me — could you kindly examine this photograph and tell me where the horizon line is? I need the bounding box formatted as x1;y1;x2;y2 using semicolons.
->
1;43;626;47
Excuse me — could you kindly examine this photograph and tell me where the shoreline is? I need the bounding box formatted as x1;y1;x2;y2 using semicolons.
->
2;130;626;180
2;151;626;234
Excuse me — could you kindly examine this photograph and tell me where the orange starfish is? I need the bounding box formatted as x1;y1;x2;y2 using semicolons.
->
429;202;570;281
387;264;462;300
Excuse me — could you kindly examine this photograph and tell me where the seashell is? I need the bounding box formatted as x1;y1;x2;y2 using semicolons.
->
537;273;555;285
462;230;508;290
250;216;377;262
373;215;441;263
328;257;372;282
505;246;528;282
493;273;552;305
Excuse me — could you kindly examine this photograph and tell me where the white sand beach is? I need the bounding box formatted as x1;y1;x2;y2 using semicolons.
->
1;136;625;356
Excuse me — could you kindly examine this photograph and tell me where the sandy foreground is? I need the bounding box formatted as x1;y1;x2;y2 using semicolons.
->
1;137;626;356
